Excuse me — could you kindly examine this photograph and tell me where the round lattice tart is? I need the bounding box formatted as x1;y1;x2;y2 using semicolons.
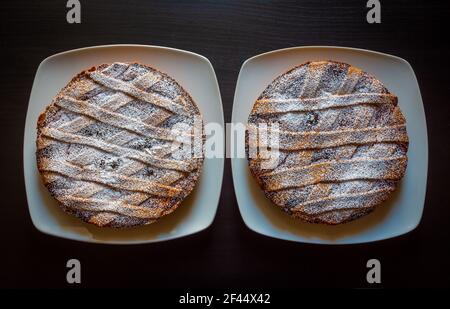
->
36;62;204;228
246;60;408;225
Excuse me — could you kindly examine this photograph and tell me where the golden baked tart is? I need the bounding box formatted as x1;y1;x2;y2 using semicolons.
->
246;61;408;224
36;62;204;228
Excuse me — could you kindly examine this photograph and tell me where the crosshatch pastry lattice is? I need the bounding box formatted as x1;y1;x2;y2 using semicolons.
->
246;60;409;225
36;62;204;228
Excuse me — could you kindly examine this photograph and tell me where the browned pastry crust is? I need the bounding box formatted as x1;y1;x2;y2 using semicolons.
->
246;61;408;225
36;62;204;228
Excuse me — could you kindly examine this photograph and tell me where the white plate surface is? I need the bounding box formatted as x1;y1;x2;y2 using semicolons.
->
231;46;428;244
24;44;224;244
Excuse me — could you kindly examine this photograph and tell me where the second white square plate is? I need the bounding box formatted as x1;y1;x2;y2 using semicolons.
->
231;46;428;244
24;44;224;244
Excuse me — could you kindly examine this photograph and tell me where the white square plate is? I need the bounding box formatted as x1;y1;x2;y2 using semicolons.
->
24;44;224;244
231;46;428;244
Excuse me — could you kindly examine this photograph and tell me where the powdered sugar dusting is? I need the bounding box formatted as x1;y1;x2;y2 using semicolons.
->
36;62;204;227
247;60;408;224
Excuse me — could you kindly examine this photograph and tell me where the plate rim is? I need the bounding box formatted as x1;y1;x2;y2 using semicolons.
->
231;45;428;245
23;44;224;244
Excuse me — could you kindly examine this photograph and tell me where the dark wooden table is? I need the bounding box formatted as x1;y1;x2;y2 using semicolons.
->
1;0;449;288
